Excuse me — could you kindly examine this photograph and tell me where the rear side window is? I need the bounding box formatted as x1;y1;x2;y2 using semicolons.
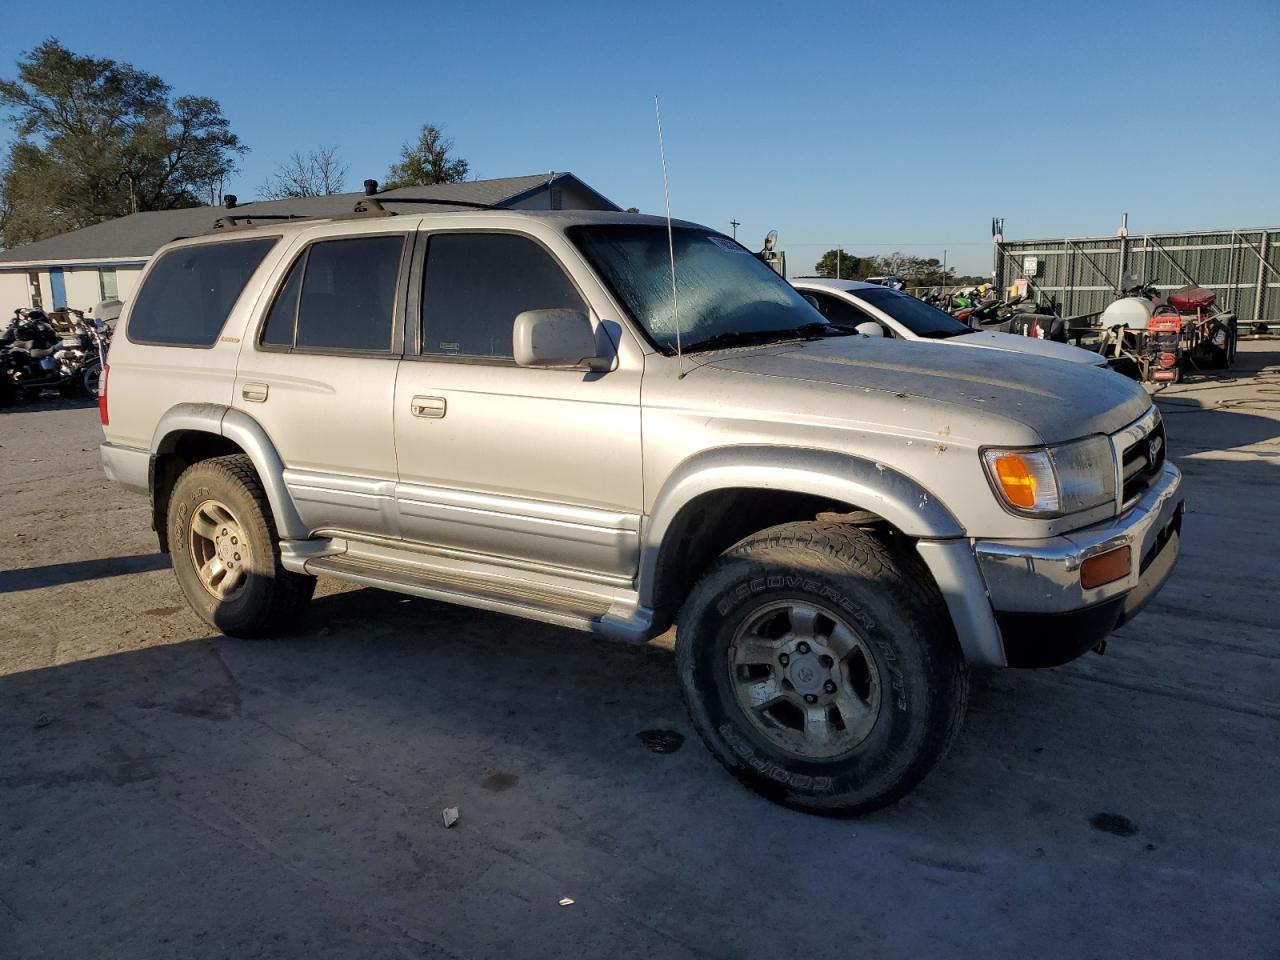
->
420;233;585;360
258;236;404;352
128;238;276;346
297;236;403;351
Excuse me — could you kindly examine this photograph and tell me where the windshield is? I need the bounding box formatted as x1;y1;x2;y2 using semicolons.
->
855;287;974;339
570;224;823;353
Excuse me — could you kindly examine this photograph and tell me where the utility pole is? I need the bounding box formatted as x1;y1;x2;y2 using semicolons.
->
837;246;843;279
729;218;740;239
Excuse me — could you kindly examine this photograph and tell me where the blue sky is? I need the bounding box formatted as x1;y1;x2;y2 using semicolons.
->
2;0;1277;274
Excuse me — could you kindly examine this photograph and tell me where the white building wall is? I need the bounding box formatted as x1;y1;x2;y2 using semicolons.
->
0;264;145;315
113;267;143;302
1;273;28;311
64;268;103;310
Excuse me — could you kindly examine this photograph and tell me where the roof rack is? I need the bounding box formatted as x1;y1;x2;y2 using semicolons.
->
354;196;504;212
209;214;313;232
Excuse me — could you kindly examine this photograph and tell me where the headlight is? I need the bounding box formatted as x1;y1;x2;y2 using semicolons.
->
982;436;1116;517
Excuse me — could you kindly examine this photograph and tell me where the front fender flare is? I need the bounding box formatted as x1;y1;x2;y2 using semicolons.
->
637;445;1005;667
639;445;964;605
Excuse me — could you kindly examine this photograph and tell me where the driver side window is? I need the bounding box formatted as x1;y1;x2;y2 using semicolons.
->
808;291;890;335
420;233;586;360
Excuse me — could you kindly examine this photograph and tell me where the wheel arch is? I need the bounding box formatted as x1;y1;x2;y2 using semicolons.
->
639;446;965;626
149;403;307;551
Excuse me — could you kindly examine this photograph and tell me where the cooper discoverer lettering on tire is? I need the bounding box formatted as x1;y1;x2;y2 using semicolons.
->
167;454;315;637
676;521;968;815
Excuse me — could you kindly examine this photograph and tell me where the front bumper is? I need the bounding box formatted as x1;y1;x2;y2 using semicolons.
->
974;461;1183;616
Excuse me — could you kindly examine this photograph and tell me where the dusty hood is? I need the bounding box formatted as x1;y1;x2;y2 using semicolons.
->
698;336;1150;444
954;330;1107;366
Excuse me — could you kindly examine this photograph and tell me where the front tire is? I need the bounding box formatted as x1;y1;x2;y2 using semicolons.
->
167;455;315;637
676;522;968;815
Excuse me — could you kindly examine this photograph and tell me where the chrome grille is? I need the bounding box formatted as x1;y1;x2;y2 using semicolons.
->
1120;417;1165;509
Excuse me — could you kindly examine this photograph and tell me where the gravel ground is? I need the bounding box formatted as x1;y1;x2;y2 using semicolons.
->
1;345;1278;959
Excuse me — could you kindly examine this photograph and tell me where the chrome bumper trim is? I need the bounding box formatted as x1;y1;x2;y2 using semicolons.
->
974;462;1183;614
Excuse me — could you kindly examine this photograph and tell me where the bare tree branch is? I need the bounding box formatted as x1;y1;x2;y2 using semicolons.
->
258;146;348;199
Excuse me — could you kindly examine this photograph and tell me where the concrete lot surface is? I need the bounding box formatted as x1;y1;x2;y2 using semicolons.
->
2;344;1278;959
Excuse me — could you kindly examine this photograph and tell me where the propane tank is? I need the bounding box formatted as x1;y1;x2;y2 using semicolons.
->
1099;296;1155;330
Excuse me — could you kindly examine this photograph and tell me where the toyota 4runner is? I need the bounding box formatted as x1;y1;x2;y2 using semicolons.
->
99;204;1183;813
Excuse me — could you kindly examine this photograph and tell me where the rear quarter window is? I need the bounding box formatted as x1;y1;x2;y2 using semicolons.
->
127;237;277;347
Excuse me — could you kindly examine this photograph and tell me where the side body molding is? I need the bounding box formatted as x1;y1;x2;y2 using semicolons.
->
150;403;309;540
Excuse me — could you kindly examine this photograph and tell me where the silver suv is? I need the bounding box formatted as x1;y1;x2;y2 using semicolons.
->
99;206;1183;814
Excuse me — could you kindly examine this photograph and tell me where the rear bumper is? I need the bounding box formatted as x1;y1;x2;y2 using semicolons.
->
100;442;150;495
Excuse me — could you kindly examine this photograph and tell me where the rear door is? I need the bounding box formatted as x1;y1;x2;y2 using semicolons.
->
234;226;412;537
392;227;643;578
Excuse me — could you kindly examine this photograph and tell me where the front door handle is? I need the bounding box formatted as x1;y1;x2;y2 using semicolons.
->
242;382;269;402
411;395;446;419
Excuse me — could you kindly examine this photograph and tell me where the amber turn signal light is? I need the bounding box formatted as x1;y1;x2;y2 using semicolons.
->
991;453;1039;509
1080;546;1131;589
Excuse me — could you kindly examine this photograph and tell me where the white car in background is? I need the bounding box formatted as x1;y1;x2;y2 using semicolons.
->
793;277;1107;367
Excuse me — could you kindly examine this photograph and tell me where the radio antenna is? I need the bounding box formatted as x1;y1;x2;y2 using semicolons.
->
654;96;684;377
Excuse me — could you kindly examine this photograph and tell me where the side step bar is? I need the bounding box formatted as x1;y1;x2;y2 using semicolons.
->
281;538;655;643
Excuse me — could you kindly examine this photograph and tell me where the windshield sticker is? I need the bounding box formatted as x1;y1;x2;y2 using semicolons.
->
705;236;749;254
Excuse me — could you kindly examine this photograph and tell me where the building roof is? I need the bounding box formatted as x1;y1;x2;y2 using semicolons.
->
0;172;618;267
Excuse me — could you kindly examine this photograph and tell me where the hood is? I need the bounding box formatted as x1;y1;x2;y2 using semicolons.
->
697;336;1150;444
954;330;1107;366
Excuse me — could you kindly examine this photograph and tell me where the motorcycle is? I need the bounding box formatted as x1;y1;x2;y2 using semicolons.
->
0;306;111;406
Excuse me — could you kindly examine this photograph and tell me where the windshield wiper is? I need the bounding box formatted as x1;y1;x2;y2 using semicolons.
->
683;322;843;353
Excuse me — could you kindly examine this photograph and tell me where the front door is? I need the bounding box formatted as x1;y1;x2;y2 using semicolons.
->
235;228;411;538
392;229;643;578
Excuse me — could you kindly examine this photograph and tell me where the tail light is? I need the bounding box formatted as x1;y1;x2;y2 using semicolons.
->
1158;353;1177;369
98;364;109;426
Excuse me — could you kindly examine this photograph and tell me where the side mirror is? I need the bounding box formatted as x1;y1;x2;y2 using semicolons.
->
855;321;884;338
801;294;821;310
513;309;609;370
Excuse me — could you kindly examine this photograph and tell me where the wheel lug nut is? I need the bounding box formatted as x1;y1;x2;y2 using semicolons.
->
824;680;837;693
804;694;817;704
222;528;228;535
231;537;238;545
778;653;790;666
797;642;810;654
820;655;834;667
234;553;240;561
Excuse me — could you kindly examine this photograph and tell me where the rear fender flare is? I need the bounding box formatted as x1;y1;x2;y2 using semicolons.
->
150;403;308;540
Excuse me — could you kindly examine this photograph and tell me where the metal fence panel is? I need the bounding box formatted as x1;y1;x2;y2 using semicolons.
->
995;226;1279;328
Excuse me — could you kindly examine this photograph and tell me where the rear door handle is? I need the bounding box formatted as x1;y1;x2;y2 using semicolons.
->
411;395;446;419
242;382;268;402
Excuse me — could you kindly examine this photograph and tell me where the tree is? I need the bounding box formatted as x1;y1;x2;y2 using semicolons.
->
383;124;469;189
814;249;874;280
0;39;244;247
259;146;348;199
814;248;960;287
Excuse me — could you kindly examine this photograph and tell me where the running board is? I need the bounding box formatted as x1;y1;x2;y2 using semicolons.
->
281;538;654;642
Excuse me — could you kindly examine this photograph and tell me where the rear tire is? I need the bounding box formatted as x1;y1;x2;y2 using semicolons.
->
167;454;315;637
676;521;968;816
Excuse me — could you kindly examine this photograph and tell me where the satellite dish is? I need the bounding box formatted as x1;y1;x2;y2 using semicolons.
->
763;230;778;252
